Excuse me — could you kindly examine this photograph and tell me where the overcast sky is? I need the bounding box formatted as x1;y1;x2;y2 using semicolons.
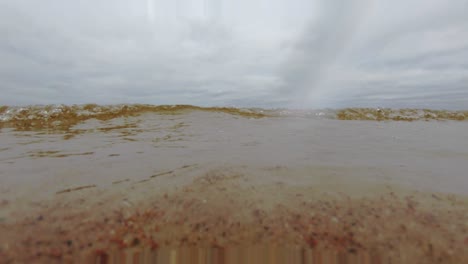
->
1;0;467;109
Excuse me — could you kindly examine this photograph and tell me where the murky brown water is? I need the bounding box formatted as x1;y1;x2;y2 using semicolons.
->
1;105;468;263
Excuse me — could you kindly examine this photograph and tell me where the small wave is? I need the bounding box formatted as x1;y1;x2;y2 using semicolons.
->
0;104;467;131
0;104;268;130
335;108;468;121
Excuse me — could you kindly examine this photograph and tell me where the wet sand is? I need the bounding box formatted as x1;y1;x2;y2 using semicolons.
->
1;165;468;263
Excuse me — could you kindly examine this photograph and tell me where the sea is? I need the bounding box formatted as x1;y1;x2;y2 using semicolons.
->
1;104;467;196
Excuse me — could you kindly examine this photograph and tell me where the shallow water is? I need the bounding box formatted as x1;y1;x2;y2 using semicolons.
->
1;105;468;201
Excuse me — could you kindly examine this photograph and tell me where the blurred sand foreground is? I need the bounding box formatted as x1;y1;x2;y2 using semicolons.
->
1;165;467;263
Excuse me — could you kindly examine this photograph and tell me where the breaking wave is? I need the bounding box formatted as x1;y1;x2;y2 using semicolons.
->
0;104;267;130
0;104;467;130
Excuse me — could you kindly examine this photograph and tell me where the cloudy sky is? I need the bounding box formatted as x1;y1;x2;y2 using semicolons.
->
1;0;467;109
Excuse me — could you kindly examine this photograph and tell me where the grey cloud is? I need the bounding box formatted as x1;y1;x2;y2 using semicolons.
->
276;0;372;99
0;0;467;109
